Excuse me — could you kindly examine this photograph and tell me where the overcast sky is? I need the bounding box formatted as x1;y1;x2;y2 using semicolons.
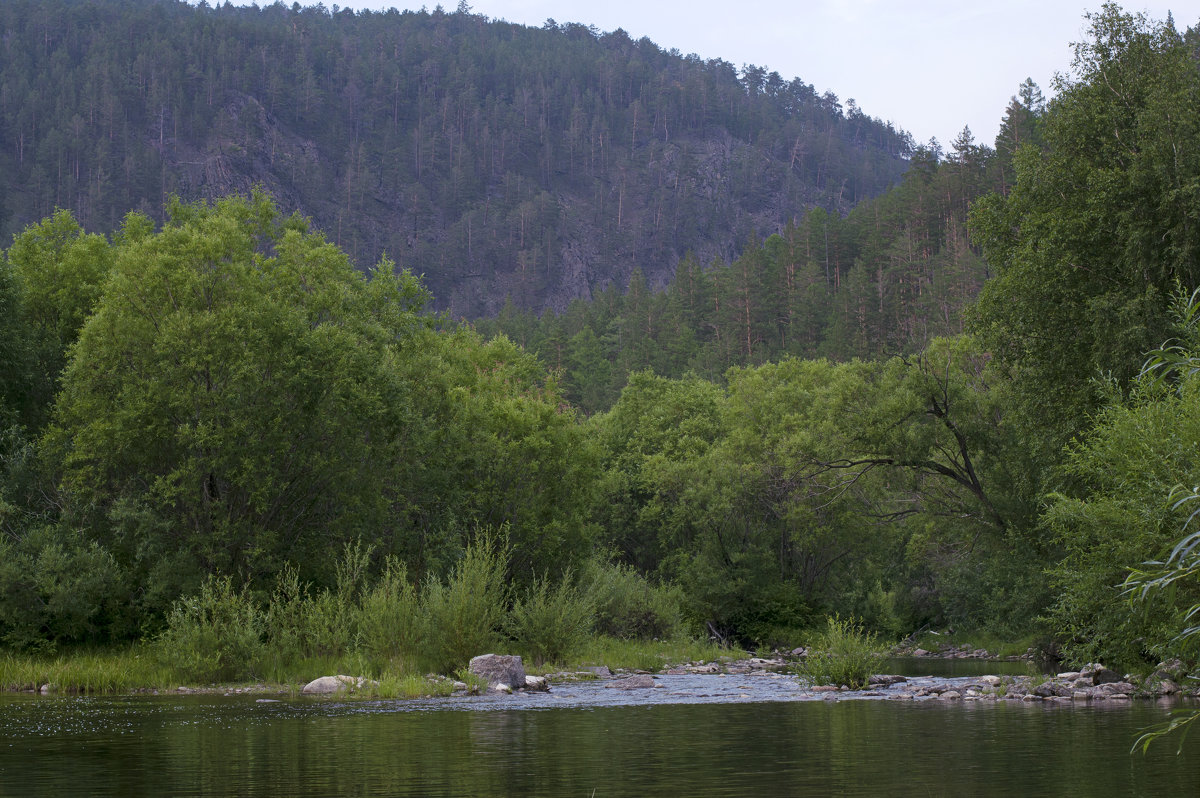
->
224;1;1185;148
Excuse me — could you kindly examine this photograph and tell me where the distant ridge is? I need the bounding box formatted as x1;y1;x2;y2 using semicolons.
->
0;0;912;315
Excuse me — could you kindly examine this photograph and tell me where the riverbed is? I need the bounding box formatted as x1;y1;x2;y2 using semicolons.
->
2;666;1198;796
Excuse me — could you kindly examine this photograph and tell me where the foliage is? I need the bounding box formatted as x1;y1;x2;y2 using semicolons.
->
969;5;1200;460
156;575;265;683
505;571;594;666
0;527;128;652
47;192;430;589
484;134;1006;412
579;557;684;640
420;534;510;673
357;557;423;667
793;615;886;689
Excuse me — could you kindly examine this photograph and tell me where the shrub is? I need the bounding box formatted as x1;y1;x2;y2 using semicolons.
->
0;526;128;652
793;615;885;689
358;556;423;665
581;558;683;640
421;535;509;673
506;570;594;666
263;542;370;662
157;575;264;682
264;563;310;663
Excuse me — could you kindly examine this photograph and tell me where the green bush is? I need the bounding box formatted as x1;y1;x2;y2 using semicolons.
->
157;575;264;682
421;535;509;673
793;615;885;689
0;526;128;651
358;556;423;665
506;571;594;666
581;558;683;640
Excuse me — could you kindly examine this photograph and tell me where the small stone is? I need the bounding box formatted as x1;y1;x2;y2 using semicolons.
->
1072;691;1090;701
524;675;549;692
979;675;1001;687
1057;671;1081;680
941;691;962;700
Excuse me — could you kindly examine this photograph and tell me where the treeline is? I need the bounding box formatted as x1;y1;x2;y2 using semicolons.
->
477;101;1040;412
3;5;1200;679
0;0;909;317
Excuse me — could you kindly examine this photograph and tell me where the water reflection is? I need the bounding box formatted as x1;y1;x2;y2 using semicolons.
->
0;691;1197;796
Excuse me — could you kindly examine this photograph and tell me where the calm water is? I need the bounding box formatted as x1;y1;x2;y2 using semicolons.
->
1;680;1197;797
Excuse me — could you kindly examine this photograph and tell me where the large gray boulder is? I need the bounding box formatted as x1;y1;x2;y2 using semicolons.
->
301;675;377;695
469;654;527;691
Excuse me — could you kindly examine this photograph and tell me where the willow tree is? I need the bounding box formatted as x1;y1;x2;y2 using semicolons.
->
47;192;430;596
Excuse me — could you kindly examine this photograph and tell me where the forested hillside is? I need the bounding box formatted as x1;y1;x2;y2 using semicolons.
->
478;113;1035;411
0;0;910;317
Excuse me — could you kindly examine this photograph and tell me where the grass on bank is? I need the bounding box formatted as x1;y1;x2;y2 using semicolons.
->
0;646;173;693
0;634;743;696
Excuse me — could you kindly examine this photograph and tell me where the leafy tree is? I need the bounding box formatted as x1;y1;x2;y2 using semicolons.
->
970;5;1200;460
47;192;430;593
1046;289;1200;670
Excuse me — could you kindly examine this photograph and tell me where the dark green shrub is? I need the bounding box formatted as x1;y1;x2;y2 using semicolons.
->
581;558;682;640
0;526;128;651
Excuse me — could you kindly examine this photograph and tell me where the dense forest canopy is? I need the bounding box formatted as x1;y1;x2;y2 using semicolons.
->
3;2;1200;684
0;0;910;317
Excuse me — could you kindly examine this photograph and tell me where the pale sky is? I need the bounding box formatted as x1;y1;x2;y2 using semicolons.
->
224;1;1186;148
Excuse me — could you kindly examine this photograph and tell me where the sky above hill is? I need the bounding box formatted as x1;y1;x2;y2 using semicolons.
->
224;1;1183;149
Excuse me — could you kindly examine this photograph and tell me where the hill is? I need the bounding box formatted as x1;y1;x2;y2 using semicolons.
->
0;0;912;315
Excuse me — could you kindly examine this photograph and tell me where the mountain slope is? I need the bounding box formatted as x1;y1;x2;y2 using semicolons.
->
0;0;912;315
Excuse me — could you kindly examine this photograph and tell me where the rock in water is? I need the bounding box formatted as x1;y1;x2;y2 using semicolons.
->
469;654;527;690
605;674;660;689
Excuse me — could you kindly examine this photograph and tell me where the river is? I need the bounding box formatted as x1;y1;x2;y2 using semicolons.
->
1;668;1197;796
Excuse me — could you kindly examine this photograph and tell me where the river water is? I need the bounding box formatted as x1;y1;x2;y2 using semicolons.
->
1;670;1197;796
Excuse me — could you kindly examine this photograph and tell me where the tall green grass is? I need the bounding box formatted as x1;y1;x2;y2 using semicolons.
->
0;646;171;693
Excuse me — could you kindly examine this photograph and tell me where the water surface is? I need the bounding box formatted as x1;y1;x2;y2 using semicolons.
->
0;680;1196;796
